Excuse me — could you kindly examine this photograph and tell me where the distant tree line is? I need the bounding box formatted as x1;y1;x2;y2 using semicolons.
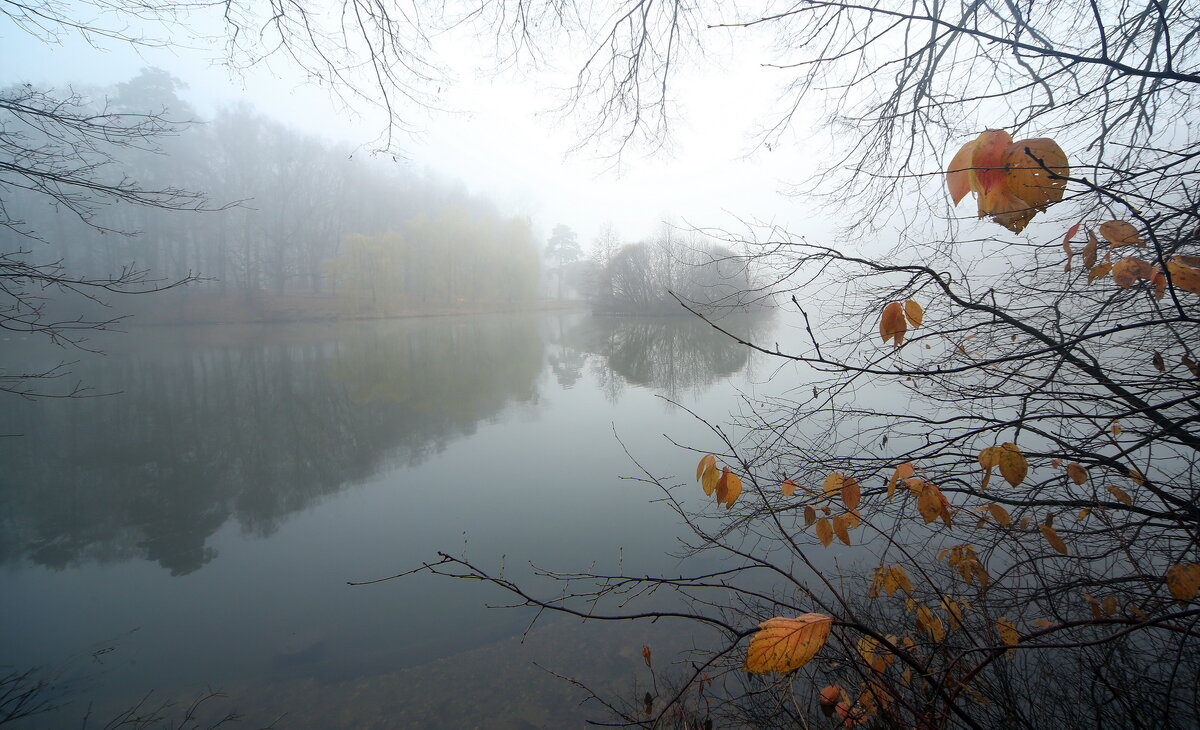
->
1;68;541;316
572;224;758;315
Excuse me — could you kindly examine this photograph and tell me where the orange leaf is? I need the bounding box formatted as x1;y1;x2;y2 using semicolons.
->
996;617;1019;657
1066;462;1088;485
903;300;924;328
781;478;798;497
998;442;1028;487
1165;564;1200;600
842;478;862;510
986;503;1012;526
1088;262;1112;283
815;517;833;547
888;462;914;500
1040;524;1068;554
1082;229;1098;269
822;472;845;496
716;468;742;508
1105;484;1133;506
696;454;717;482
1112;257;1154;288
744;614;833;674
804;505;817;526
833;514;852;545
879;302;907;346
1062;223;1080;271
642;644;652;668
947;130;1069;233
1099;220;1141;246
1167;259;1200;295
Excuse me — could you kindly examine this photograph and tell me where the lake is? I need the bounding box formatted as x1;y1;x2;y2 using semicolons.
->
0;310;791;728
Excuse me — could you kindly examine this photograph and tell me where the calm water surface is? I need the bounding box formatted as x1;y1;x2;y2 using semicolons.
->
0;311;790;728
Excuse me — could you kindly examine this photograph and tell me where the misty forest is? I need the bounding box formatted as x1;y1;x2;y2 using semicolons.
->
2;1;1198;729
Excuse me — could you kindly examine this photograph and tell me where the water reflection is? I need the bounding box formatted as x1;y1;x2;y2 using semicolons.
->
0;312;766;577
556;313;772;402
0;316;542;575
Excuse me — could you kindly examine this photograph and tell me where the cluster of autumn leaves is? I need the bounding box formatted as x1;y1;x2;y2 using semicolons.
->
693;443;1200;725
678;128;1198;724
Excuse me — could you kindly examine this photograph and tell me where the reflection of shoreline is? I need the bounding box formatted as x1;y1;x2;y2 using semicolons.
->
553;311;775;401
0;316;543;575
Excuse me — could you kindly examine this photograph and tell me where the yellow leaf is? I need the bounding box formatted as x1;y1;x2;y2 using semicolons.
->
701;463;720;496
842;477;861;511
889;565;913;594
1077;508;1091;521
1102;595;1118;616
833;514;852;545
1099;220;1142;246
996;617;1019;657
998;442;1028;487
916;604;945;642
822;472;844;496
781;478;797;497
815;517;833;547
1105;484;1133;506
1066;462;1088;485
743;614;833;674
879;302;907;346
1040;524;1068;554
696;454;717;482
903;300;924;328
1165;563;1200;600
986;503;1012;526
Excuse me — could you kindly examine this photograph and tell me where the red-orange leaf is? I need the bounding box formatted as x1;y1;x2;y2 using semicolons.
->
744;614;833;674
947;130;1069;233
1062;223;1080;271
879;302;907;346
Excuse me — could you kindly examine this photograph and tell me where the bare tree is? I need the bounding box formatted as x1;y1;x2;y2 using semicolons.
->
353;1;1200;728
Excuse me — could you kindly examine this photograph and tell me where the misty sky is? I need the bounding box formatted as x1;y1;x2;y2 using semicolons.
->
2;8;829;249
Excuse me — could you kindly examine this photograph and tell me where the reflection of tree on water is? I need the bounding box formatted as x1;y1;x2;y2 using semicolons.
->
557;313;772;401
0;317;542;575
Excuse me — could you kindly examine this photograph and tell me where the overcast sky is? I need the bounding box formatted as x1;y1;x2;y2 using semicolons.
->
1;5;831;249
